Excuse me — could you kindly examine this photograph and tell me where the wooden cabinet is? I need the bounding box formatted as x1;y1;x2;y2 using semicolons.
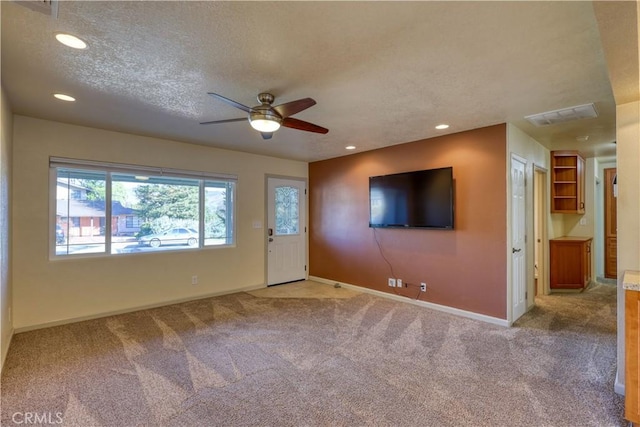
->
551;150;585;214
626;287;640;424
550;237;592;290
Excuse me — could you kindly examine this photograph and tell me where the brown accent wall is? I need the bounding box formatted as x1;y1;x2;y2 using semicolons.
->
309;124;507;319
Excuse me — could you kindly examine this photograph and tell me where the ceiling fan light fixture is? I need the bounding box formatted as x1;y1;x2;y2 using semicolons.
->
249;111;282;132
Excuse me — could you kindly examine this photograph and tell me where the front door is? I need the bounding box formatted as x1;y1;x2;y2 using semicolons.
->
267;177;307;286
511;155;527;321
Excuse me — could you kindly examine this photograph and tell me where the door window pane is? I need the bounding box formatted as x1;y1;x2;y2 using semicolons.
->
275;186;299;235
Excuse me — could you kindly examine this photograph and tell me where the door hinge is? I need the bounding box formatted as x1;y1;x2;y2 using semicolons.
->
305;265;307;271
305;226;307;233
305;188;307;195
525;291;528;299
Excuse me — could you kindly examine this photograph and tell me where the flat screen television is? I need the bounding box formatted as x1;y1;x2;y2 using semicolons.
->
369;167;454;229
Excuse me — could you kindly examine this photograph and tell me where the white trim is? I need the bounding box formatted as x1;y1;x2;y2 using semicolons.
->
309;276;510;327
14;283;266;333
50;156;238;181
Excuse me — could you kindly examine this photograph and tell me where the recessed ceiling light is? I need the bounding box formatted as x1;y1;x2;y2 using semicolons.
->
345;145;356;150
55;33;87;49
435;124;449;130
53;93;76;102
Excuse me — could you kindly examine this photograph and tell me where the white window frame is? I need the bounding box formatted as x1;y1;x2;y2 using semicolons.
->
49;157;237;259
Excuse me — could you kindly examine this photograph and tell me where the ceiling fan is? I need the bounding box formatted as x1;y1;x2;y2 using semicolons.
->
200;92;329;140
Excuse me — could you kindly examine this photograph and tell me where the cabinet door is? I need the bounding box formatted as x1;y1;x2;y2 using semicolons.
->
550;241;583;289
584;241;591;286
626;290;640;423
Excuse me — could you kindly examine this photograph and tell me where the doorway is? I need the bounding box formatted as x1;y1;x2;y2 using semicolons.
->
604;168;617;279
266;177;307;286
533;166;548;296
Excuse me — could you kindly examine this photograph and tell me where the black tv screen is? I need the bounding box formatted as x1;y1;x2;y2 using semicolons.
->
369;167;454;229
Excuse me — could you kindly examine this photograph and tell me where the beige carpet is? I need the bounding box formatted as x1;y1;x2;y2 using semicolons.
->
1;282;624;426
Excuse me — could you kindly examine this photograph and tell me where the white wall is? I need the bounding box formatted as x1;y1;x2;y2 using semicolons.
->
1;85;14;371
506;124;551;318
12;116;307;330
616;100;640;394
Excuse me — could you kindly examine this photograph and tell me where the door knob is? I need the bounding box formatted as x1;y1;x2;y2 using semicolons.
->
268;237;274;242
512;248;521;253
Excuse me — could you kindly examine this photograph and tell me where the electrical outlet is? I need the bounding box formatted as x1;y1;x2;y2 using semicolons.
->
397;279;403;288
192;275;198;285
388;278;396;287
420;282;427;292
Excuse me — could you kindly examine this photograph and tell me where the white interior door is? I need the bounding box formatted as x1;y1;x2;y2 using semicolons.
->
267;177;307;286
511;155;527;321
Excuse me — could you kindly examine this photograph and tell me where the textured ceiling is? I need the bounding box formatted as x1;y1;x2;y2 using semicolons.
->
1;1;635;162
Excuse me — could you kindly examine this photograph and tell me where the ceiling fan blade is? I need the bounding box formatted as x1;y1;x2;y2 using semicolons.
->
261;132;273;140
207;93;253;113
272;98;316;118
199;118;247;125
282;117;329;134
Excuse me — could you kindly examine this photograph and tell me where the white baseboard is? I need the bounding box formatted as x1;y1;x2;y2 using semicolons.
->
309;276;509;327
1;327;14;374
14;283;266;333
615;370;625;395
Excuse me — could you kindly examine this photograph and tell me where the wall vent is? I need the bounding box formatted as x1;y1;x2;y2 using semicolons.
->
12;0;58;18
525;103;598;127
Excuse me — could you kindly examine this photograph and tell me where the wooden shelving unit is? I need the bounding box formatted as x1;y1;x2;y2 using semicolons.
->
551;150;585;214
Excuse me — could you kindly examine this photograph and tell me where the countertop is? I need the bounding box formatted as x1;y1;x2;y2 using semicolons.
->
623;270;640;291
549;236;593;242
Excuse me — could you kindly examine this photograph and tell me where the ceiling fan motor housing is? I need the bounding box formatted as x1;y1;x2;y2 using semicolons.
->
249;93;282;131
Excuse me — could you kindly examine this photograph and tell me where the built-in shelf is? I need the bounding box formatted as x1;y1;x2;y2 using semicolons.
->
551;150;585;214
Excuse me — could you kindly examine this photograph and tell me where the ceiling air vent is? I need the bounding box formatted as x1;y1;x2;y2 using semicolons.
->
525;103;598;127
12;0;58;18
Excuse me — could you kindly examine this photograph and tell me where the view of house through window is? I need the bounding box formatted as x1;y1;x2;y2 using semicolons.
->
54;164;235;257
56;169;107;255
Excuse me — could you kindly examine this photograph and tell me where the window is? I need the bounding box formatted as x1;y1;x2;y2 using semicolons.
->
51;158;236;257
56;169;106;255
125;216;141;228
